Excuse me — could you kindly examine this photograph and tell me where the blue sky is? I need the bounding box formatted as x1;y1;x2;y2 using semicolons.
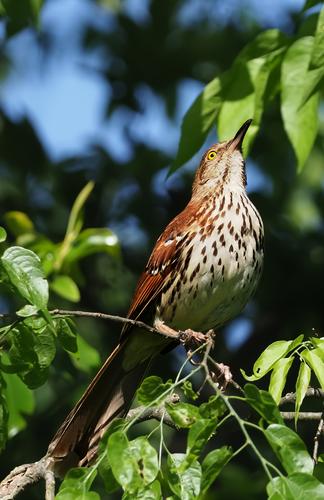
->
0;0;304;164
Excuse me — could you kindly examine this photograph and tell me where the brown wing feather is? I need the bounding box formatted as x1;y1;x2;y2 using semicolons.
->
122;203;197;337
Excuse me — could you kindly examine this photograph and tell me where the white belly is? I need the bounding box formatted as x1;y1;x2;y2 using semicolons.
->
157;194;264;332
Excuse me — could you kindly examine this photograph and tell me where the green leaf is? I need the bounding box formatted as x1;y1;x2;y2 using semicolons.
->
71;335;100;373
16;304;39;317
1;246;49;311
122;480;162;500
108;432;158;492
301;348;324;389
281;36;319;170
7;322;55;388
244;384;283;424
3;372;34;437
170;76;222;173
269;357;294;404
241;340;294;381
199;395;227;420
98;455;120;494
55;181;95;271
171;29;288;172
50;275;80;302
0;226;7;242
56;467;98;498
181;380;198;400
295;361;311;427
56;318;78;353
0;372;8;451
201;446;232;494
267;473;324;499
55;491;99;500
265;424;314;475
136;376;173;405
4;211;34;237
310;6;324;69
165;402;200;428
167;453;201;500
187;418;218;459
65;228;120;263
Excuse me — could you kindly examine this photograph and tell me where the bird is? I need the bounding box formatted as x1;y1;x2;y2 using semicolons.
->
47;118;264;472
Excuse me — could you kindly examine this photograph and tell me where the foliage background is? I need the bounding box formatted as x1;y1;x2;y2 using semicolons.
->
0;0;324;498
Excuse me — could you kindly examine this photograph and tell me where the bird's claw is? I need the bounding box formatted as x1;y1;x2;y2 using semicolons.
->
210;362;233;391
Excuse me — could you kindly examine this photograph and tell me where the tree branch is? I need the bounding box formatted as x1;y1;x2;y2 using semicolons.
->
280;412;324;421
0;397;180;499
280;388;324;406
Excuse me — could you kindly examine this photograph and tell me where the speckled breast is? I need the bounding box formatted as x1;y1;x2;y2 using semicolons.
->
157;191;264;332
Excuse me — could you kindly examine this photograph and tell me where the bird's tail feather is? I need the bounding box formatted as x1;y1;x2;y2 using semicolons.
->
47;338;151;472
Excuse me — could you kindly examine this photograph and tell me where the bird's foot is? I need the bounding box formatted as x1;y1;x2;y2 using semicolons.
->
180;329;215;365
210;362;233;391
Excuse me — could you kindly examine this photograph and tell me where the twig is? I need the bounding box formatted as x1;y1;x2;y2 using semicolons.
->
126;393;180;430
281;412;324;421
280;388;324;406
313;410;324;464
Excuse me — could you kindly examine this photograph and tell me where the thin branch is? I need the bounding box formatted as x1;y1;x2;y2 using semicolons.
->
281;412;324;421
280;388;324;406
126;395;180;430
313;410;324;464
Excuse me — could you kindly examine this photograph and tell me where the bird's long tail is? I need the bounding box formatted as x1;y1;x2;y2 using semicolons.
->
47;335;153;473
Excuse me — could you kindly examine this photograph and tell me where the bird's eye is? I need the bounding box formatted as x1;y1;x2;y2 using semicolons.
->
207;150;217;160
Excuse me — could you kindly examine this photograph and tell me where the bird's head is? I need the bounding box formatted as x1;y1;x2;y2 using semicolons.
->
192;119;252;198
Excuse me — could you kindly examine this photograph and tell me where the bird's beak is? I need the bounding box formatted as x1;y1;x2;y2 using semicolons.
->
228;119;252;151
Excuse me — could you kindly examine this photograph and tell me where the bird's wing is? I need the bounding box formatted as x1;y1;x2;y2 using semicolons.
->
121;207;195;338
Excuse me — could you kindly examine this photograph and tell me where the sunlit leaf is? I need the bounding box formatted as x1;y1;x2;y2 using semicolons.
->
301;348;324;389
166;402;200;428
269;357;294;404
170;76;222;173
244;384;283;424
241;340;294;381
55;181;95;270
71;335;100;373
294;361;311;427
136;376;173;405
50;275;80;302
281;36;319;170
181;380;198;401
0;226;7;242
265;424;313;475
108;432;158;492
122;480;162;500
4;211;34;237
66;228;120;263
1;246;49;311
56;467;98;499
267;473;324;499
167;453;201;500
16;304;38;317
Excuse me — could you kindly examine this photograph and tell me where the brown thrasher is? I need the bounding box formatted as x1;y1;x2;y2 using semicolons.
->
48;119;264;470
